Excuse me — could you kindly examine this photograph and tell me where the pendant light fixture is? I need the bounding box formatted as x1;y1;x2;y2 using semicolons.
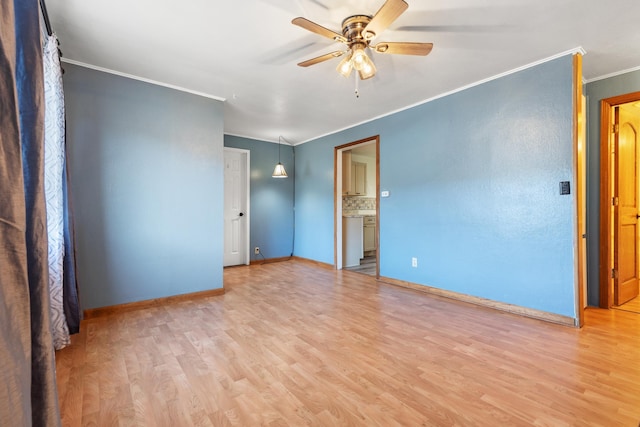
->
272;136;288;178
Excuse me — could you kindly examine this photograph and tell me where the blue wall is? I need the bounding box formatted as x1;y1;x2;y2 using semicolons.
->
224;135;295;260
295;138;338;264
64;64;225;309
295;55;578;318
63;55;586;318
584;69;640;306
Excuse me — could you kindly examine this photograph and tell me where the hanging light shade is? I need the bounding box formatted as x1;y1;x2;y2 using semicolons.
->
272;136;288;178
272;162;287;178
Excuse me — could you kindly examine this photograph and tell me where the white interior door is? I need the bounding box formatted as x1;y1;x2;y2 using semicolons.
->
224;148;249;266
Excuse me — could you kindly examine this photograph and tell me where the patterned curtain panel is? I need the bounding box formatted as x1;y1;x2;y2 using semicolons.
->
43;33;71;350
0;0;62;424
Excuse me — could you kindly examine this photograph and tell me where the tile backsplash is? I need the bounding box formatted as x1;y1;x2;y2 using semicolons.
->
343;197;376;211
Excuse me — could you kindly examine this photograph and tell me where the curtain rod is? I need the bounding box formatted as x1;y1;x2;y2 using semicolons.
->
39;0;65;73
39;0;53;36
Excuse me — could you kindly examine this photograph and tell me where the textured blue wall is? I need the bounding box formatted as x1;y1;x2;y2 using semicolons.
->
295;55;577;317
63;55;582;317
584;69;640;306
224;135;295;260
64;64;224;309
295;138;338;265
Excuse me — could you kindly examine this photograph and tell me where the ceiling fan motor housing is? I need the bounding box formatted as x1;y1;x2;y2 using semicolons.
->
341;15;374;45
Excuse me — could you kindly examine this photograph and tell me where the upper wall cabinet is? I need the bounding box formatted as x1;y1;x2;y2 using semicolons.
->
343;150;367;196
351;161;366;195
342;150;352;195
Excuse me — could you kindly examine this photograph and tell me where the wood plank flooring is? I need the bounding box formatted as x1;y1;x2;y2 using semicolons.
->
343;256;376;276
614;291;640;314
56;260;640;426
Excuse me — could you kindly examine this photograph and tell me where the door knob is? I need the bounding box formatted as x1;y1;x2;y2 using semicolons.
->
239;212;244;217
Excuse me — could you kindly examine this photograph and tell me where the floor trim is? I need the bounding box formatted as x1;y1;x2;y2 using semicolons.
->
379;276;577;327
249;256;293;265
83;288;226;319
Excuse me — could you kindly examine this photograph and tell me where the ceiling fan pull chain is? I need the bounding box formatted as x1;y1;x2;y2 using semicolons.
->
355;70;359;98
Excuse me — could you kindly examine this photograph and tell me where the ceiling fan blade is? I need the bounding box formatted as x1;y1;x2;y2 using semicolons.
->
363;0;408;40
292;17;347;43
297;51;345;67
374;42;433;56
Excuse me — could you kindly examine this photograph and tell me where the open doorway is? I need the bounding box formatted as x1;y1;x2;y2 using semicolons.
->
599;92;640;311
334;136;380;277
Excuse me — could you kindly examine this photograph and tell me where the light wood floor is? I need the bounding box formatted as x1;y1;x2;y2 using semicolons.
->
343;255;376;276
56;260;640;426
614;292;640;314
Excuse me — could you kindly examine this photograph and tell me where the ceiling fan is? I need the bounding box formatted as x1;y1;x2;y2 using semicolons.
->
292;0;433;81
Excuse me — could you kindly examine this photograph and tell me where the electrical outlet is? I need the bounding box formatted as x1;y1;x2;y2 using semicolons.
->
412;257;418;268
254;247;260;255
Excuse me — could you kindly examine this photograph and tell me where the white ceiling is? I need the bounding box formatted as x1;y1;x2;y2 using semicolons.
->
47;0;640;145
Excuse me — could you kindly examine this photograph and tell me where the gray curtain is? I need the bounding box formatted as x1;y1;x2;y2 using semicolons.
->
62;150;81;335
0;0;62;424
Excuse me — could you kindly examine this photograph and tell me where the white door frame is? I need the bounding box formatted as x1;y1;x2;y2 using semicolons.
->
224;147;250;266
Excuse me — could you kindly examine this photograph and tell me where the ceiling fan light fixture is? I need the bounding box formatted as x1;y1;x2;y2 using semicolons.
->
337;52;353;78
351;44;367;71
293;0;433;89
358;56;376;80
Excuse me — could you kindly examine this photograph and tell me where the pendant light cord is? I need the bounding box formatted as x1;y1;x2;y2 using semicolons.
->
279;136;295;258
